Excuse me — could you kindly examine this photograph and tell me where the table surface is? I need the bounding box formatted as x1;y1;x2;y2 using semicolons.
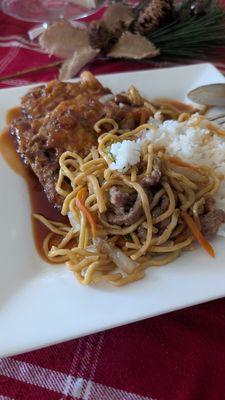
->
0;7;225;400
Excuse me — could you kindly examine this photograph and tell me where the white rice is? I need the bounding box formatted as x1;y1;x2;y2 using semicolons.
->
110;139;142;171
109;115;225;236
144;115;225;209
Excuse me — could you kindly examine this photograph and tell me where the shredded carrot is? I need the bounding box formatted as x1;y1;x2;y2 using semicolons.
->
168;156;200;171
181;211;215;258
76;187;96;238
174;231;189;245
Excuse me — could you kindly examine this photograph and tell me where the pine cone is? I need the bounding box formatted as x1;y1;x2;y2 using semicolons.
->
190;0;206;17
88;21;123;54
135;0;174;36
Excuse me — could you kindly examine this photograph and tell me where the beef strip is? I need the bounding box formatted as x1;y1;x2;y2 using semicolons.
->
109;186;130;209
107;155;161;227
107;187;143;226
204;196;215;213
137;196;170;243
108;186;137;214
141;156;162;189
137;225;147;242
156;217;171;236
195;196;225;237
104;101;152;130
200;210;225;238
106;155;163;227
152;194;169;219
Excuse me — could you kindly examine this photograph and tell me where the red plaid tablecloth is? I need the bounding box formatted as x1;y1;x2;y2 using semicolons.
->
0;7;225;400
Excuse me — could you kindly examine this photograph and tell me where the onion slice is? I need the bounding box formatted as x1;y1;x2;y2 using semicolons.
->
99;94;114;104
67;212;80;232
94;238;137;274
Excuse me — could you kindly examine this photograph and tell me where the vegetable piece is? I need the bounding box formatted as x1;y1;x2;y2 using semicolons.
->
181;211;215;258
76;187;96;238
174;231;189;245
67;211;80;232
95;238;137;274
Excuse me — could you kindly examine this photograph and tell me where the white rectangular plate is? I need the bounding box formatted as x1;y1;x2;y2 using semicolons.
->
1;63;225;358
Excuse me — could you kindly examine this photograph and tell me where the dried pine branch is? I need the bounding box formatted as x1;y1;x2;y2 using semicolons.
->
148;0;225;58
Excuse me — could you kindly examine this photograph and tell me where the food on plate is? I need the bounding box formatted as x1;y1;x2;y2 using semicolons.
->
7;72;225;286
10;71;153;208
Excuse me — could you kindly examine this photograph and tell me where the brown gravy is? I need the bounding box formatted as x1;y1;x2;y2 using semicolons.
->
6;106;22;125
0;108;65;262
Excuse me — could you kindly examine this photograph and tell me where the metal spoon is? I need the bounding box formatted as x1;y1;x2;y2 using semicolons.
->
188;83;225;106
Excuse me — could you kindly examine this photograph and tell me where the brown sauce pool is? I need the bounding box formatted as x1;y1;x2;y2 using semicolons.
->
0;107;65;262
